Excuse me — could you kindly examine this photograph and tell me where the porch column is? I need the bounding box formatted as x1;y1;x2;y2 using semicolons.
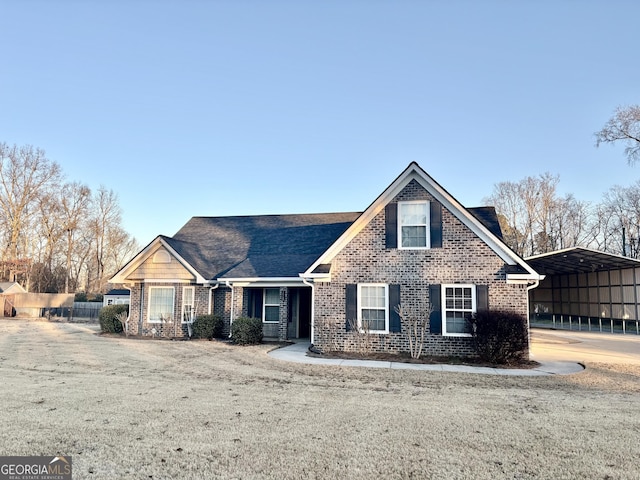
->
233;286;245;321
278;287;289;341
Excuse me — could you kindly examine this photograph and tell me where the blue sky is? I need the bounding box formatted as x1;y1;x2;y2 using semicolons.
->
2;1;639;247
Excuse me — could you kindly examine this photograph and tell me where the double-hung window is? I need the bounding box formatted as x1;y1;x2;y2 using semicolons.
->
263;288;280;323
442;284;475;336
358;284;389;333
182;286;195;323
398;201;430;249
148;286;175;323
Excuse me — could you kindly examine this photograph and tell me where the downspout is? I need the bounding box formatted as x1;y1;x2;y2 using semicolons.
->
123;283;133;336
139;282;144;336
207;283;219;315
225;280;234;338
301;277;315;345
526;277;541;358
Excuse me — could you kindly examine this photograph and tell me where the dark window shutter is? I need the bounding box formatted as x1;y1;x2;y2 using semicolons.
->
430;202;443;248
385;203;398;249
476;285;489;311
389;284;401;333
345;284;357;331
429;284;442;335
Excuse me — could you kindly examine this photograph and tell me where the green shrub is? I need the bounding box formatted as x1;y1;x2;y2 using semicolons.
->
231;317;263;345
468;309;528;364
192;314;224;339
99;304;129;334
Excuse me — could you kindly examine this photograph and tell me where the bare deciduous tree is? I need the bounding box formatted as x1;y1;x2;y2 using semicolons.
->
595;105;640;165
116;310;130;337
60;182;91;293
395;303;431;360
347;318;373;354
32;192;64;292
86;186;139;293
548;195;593;251
488;181;528;255
487;173;595;256
596;182;640;258
0;143;62;280
0;142;139;294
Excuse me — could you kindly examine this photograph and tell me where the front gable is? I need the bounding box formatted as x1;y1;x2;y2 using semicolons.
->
127;246;195;282
110;236;205;284
304;162;540;283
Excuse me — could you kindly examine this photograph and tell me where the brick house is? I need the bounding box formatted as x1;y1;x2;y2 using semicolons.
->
110;162;541;356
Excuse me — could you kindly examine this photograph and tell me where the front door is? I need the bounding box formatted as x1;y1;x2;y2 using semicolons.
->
297;288;311;338
288;287;312;338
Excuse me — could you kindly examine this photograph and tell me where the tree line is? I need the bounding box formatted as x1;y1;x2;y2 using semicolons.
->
3;105;637;290
0;142;139;294
487;104;640;258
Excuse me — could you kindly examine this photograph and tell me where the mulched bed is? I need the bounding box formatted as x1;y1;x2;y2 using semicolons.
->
308;349;540;369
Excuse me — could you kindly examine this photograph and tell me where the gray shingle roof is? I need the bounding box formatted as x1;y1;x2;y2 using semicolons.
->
467;207;503;239
165;213;361;280
162;206;503;281
105;289;130;296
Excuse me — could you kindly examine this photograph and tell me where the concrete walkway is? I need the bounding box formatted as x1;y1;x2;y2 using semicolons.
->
267;342;584;376
530;329;640;365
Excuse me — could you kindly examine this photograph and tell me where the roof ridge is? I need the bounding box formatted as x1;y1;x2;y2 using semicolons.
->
188;211;362;220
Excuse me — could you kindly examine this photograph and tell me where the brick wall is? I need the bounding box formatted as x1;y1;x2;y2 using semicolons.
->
313;179;529;356
213;286;232;337
128;283;213;338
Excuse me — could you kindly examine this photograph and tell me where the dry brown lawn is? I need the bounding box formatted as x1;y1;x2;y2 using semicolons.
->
0;320;638;480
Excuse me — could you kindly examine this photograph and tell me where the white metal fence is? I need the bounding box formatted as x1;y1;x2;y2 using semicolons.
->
530;314;640;335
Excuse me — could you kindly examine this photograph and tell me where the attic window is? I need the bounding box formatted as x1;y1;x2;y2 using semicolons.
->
153;250;171;264
398;201;430;249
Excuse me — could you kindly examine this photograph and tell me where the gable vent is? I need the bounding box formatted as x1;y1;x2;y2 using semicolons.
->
152;250;172;264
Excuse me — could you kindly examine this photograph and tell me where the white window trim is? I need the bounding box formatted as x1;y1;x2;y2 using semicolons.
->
262;288;280;324
398;200;431;250
182;286;195;324
442;284;476;337
148;286;175;324
357;283;389;334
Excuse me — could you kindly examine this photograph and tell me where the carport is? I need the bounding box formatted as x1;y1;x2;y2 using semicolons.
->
526;247;640;335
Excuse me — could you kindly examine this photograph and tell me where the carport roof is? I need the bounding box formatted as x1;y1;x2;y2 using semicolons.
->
526;247;640;276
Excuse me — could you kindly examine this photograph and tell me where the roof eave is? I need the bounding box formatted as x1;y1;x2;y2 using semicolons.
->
506;273;546;284
216;277;309;286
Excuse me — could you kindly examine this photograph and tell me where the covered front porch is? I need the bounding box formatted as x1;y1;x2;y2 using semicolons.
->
236;284;312;341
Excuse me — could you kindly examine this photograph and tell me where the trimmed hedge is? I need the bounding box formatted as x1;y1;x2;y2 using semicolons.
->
191;314;224;339
99;304;129;334
231;317;263;345
468;309;528;364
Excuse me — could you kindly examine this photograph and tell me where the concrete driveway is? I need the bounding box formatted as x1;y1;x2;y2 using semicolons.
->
530;328;640;365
